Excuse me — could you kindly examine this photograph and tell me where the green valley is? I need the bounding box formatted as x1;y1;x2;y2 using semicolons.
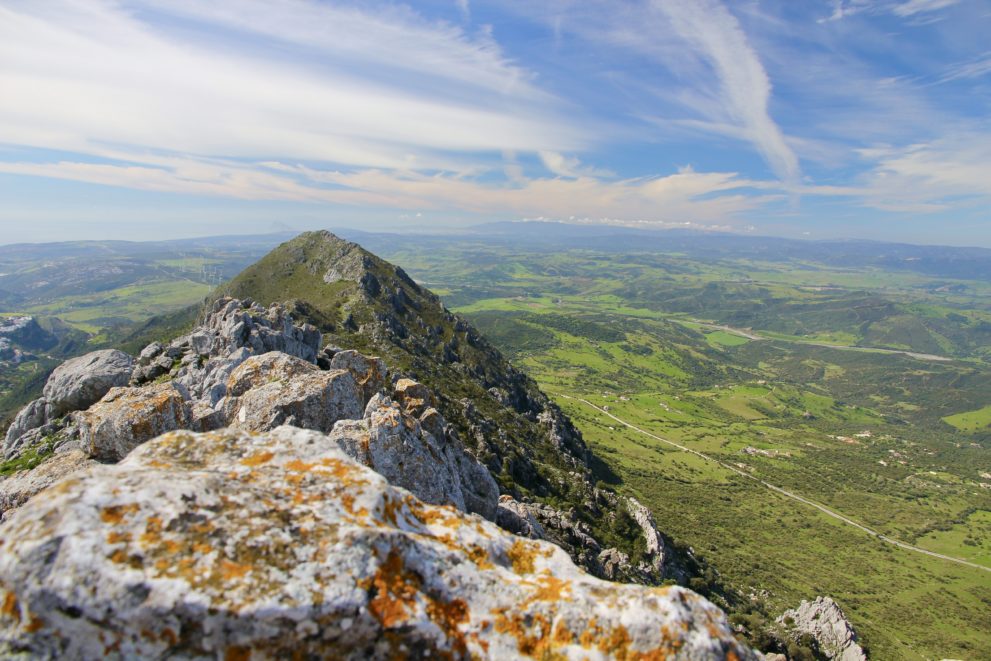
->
365;228;991;660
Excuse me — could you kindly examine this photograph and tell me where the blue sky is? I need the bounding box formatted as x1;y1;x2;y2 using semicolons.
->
0;0;989;246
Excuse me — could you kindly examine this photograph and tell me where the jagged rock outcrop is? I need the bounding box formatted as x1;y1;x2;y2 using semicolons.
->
495;495;547;539
3;350;135;458
3;399;49;459
225;364;363;434
0;316;55;351
2;232;701;592
330;393;499;520
327;350;389;406
778;597;867;661
0;426;756;660
207;233;684;581
1;298;498;522
493;492;687;585
151;297;322;404
626;495;683;581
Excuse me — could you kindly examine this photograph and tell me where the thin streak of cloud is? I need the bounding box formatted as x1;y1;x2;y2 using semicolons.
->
821;0;960;21
653;0;800;185
938;52;991;82
0;156;772;226
0;1;582;172
892;0;960;17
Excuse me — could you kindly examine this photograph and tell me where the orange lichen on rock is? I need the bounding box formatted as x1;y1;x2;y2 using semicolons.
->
532;572;571;602
0;426;756;660
425;596;470;658
465;545;494;570
367;550;421;628
100;503;140;525
239;450;274;466
106;531;131;545
507;539;540;575
493;608;559;659
220;559;252;581
1;592;19;623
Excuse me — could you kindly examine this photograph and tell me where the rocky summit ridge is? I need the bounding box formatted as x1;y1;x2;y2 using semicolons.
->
0;232;756;658
211;231;700;584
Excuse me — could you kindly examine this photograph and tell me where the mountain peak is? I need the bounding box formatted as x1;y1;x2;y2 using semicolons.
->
205;232;699;584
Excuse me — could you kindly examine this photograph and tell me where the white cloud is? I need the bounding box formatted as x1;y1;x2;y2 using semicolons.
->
538;151;614;178
0;0;581;171
0;155;772;227
855;132;991;211
504;1;800;185
821;0;960;21
939;52;991;82
892;0;960;17
791;132;991;213
0;0;783;231
652;0;800;185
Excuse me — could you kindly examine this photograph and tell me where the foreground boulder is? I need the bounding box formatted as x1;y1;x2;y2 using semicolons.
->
0;427;755;660
778;597;867;661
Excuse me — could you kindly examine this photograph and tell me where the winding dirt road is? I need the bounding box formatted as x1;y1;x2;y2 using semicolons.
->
558;393;990;574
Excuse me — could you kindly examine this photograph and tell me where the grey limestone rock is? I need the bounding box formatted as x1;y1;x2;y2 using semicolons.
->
330;349;388;406
0;449;95;521
778;596;867;661
625;495;677;579
3;398;49;458
597;548;632;581
43;349;135;419
0;426;757;660
329;393;499;520
227;369;363;434
77;383;192;462
495;495;547;539
223;351;318;399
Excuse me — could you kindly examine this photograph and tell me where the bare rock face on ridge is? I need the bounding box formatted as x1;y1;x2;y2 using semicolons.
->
77;383;193;462
43;349;136;418
0;297;499;524
778;596;867;661
212;231;686;584
0;427;756;660
4;350;134;458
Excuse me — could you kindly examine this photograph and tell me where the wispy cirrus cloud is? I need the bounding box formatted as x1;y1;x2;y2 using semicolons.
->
652;0;800;185
0;154;771;226
791;131;991;213
855;132;991;211
0;0;580;171
502;0;800;185
822;0;961;21
0;0;777;231
938;52;991;82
